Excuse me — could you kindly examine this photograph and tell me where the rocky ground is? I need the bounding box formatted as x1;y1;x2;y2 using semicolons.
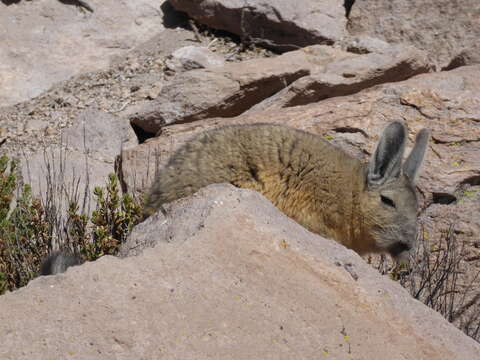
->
1;0;480;356
0;24;273;155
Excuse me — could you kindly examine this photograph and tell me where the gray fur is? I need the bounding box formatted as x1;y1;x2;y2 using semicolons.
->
367;121;407;186
40;251;83;276
143;122;429;263
403;129;430;183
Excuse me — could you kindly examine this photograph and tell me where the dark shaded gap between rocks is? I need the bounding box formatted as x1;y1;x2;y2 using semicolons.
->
1;0;20;4
441;52;476;72
160;1;190;29
57;0;93;13
461;175;480;187
333;126;368;138
131;122;156;144
432;192;457;205
344;0;356;18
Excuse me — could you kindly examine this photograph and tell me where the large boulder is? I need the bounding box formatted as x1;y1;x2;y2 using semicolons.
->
347;0;480;70
169;0;347;50
1;185;479;359
0;0;171;107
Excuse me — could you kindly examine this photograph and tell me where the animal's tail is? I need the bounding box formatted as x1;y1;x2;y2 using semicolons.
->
39;251;83;276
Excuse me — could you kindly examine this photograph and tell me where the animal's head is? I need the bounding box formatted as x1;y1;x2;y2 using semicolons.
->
358;121;429;264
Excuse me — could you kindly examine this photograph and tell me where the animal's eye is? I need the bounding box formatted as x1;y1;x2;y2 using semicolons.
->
381;195;396;208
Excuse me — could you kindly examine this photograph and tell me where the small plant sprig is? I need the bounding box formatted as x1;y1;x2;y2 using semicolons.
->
0;155;16;221
69;173;143;262
373;225;480;343
0;156;51;293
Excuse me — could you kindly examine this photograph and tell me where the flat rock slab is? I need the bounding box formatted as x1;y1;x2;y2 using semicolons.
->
62;109;137;159
0;0;166;106
169;0;347;50
129;44;431;134
1;185;478;359
348;0;480;69
249;44;431;111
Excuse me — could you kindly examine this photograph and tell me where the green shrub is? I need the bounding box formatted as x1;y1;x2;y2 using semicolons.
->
70;173;143;261
0;154;143;294
0;155;51;293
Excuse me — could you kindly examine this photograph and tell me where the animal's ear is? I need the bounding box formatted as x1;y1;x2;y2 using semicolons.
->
403;128;430;184
367;121;407;186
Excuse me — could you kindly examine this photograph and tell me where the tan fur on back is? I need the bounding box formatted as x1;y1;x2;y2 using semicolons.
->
145;124;368;251
144;121;428;261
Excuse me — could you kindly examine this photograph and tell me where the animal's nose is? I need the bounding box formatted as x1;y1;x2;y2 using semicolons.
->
389;241;411;255
388;241;412;265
